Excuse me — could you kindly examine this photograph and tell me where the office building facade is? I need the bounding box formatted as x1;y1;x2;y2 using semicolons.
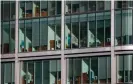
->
1;1;133;84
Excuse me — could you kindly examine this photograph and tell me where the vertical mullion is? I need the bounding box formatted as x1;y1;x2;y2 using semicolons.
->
56;60;58;84
95;12;97;47
98;57;99;84
41;61;43;84
106;57;108;84
70;16;72;49
73;59;75;84
89;58;91;84
121;9;123;45
95;2;97;47
55;18;56;50
104;12;106;47
24;1;26;52
123;55;125;83
81;58;83;84
79;15;80;48
26;62;28;84
34;62;35;84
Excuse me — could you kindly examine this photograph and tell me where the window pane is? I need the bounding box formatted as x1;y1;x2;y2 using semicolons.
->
91;57;98;83
80;22;87;48
115;10;122;46
25;20;32;52
3;2;10;20
35;61;42;84
40;18;48;51
117;55;133;83
19;1;25;18
3;22;10;53
80;1;88;13
10;2;16;19
25;1;32;18
65;1;71;14
2;62;15;84
48;18;55;50
10;21;15;53
32;19;40;51
19;20;25;52
122;9;133;45
48;1;55;16
71;1;80;14
33;1;40;17
96;1;104;11
56;1;61;15
89;1;96;12
72;22;79;48
55;17;61;50
41;1;48;17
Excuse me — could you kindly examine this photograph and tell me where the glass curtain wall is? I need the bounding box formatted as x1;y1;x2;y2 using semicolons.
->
18;1;61;53
20;59;61;84
115;1;133;46
65;12;111;49
1;1;15;54
1;62;15;84
66;56;111;84
19;1;61;19
117;54;133;83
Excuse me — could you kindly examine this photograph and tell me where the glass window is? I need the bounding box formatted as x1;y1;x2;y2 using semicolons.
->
10;2;16;19
20;59;61;84
65;1;71;14
115;10;122;46
122;9;133;45
115;9;133;46
96;1;104;11
88;21;96;47
1;62;15;84
56;1;61;15
88;1;96;12
65;16;71;49
115;1;133;9
48;1;55;16
1;2;3;21
40;18;48;51
35;61;42;84
80;1;88;13
2;22;10;53
19;1;25;18
117;55;133;83
67;56;111;84
71;1;80;14
25;1;32;18
105;1;111;10
71;15;79;48
55;17;61;50
19;20;25;52
80;21;87;48
105;12;111;47
32;19;40;51
41;1;48;17
33;1;40;17
48;17;55;50
3;1;10;20
25;20;32;52
10;21;15;53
